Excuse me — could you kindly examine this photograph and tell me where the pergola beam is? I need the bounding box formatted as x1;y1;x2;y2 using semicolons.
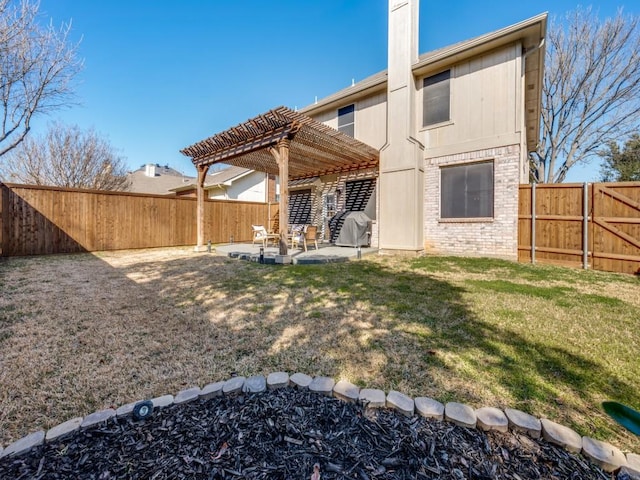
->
192;127;295;167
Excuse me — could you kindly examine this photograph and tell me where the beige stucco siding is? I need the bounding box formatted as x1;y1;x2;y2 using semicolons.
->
309;45;523;160
421;44;523;158
309;109;336;129
308;91;387;150
355;92;387;149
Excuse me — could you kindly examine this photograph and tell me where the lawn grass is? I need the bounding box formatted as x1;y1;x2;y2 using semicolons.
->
0;248;638;452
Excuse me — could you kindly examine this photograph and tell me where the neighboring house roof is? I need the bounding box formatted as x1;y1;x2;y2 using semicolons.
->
300;13;547;152
205;165;253;187
127;164;195;195
169;165;254;193
170;167;315;194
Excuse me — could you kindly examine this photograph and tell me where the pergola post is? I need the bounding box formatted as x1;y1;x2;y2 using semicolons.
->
196;164;209;251
269;138;290;256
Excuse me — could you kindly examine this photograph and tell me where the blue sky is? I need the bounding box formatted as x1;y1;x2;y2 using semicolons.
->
34;0;638;182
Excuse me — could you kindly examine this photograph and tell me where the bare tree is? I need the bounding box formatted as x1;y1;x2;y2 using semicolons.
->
1;122;130;190
0;0;82;157
531;8;640;183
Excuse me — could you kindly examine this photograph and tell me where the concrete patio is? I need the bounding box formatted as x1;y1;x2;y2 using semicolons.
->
214;242;378;264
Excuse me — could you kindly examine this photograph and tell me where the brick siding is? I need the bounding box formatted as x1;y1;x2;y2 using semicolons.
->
423;145;520;259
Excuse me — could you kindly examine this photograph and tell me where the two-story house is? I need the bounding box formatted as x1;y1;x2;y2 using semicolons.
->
181;0;546;258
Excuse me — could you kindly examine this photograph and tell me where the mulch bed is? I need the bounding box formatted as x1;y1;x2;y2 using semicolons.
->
0;388;610;479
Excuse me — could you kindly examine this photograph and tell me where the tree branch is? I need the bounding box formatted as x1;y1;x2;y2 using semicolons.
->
532;7;640;182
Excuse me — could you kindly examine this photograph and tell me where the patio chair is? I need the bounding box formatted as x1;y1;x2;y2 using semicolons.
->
302;225;319;252
252;225;278;247
290;225;305;249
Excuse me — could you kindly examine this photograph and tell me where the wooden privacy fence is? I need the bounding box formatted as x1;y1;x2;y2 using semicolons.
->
518;182;640;275
0;183;279;257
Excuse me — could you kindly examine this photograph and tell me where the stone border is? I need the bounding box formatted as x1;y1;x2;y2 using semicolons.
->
0;372;637;476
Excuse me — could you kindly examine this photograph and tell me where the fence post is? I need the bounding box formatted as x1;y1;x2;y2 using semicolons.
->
531;183;536;264
583;182;589;269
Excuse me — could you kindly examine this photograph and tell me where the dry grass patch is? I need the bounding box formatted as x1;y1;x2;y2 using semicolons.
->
0;248;638;452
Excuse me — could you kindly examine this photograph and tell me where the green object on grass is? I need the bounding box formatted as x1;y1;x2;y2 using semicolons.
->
602;401;640;435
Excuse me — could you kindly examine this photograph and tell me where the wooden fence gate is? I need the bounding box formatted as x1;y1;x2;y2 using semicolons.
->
518;182;640;275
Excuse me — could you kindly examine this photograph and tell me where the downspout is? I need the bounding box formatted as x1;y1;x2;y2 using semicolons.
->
523;38;545;60
521;38;545;183
522;38;545;181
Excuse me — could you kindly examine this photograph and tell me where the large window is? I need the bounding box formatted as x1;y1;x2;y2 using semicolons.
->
338;104;355;137
423;70;450;127
441;161;493;219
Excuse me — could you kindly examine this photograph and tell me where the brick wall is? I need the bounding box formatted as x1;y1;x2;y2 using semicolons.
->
423;145;520;259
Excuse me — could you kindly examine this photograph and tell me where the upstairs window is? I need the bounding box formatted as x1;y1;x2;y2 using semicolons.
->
441;161;494;219
423;70;450;127
338;104;355;137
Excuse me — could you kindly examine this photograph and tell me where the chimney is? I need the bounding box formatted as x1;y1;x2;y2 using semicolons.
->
387;0;419;102
145;163;157;177
378;0;424;254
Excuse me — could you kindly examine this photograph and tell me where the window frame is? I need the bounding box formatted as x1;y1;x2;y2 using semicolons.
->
422;70;451;128
337;104;355;137
324;193;336;213
440;160;494;220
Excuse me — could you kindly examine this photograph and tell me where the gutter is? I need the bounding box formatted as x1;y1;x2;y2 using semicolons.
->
299;73;387;114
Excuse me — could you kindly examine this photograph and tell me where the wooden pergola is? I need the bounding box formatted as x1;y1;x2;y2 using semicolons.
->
181;106;380;255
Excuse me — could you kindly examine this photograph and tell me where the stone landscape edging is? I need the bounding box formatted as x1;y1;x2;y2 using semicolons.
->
0;372;638;477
